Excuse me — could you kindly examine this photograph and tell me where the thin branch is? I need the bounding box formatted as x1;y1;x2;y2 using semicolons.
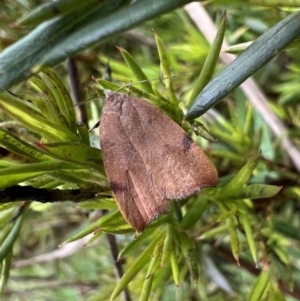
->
67;57;88;124
106;233;132;301
0;185;99;204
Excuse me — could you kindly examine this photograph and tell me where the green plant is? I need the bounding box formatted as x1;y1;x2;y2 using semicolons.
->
0;1;300;301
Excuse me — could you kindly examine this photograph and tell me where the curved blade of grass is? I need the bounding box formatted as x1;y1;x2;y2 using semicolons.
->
191;121;217;142
239;212;257;266
228;184;282;200
118;47;154;94
226;217;240;265
39;142;102;164
78;199;117;210
33;178;63;189
98;224;134;235
160;224;174;267
84;230;103;246
0;92;79;142
216;152;261;199
0;210;25;261
63;211;129;244
96;79;126;93
0;248;12;293
175;230;199;282
154;32;177;104
170;251;180;287
38;69;77;132
30;77;68;126
197;223;228;240
247;266;270;301
139;243;161;301
0;0;192;92
117;228;155;261
0;172;47;189
188;11;226;107
154;32;182;123
0;129;52;162
110;233;163;301
138;269;154;301
50;167;106;185
216;204;236;222
180;197;208;230
77;123;90;146
0;160;89;189
186;10;300;119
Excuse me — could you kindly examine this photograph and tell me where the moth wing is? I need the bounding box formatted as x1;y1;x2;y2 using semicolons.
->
100;94;169;231
119;94;218;199
123;169;169;232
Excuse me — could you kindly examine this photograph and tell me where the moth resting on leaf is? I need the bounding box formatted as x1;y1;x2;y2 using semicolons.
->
99;92;218;232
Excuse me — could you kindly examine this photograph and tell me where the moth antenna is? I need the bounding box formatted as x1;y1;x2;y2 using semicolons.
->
114;73;193;92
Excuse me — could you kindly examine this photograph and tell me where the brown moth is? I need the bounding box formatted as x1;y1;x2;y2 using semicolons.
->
99;92;218;232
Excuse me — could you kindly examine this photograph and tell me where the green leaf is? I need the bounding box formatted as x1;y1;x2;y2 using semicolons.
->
0;0;192;92
16;0;106;26
186;10;300;119
175;230;199;282
0;171;47;189
0;210;25;261
77;199;117;210
0;249;12;293
197;223;228;240
117;228;155;261
139;241;162;301
154;32;178;108
0;129;52;162
64;210;130;244
180;197;208;230
229;184;282;200
216;204;236;222
170;251;180;287
226;216;240;265
0;92;79;142
188;11;226;106
217;152;261;198
240;212;257;265
39;142;102;165
76;123;91;146
247;267;270;301
0;160;98;189
118;47;154;94
110;233;164;301
37;69;77;132
160;224;173;267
